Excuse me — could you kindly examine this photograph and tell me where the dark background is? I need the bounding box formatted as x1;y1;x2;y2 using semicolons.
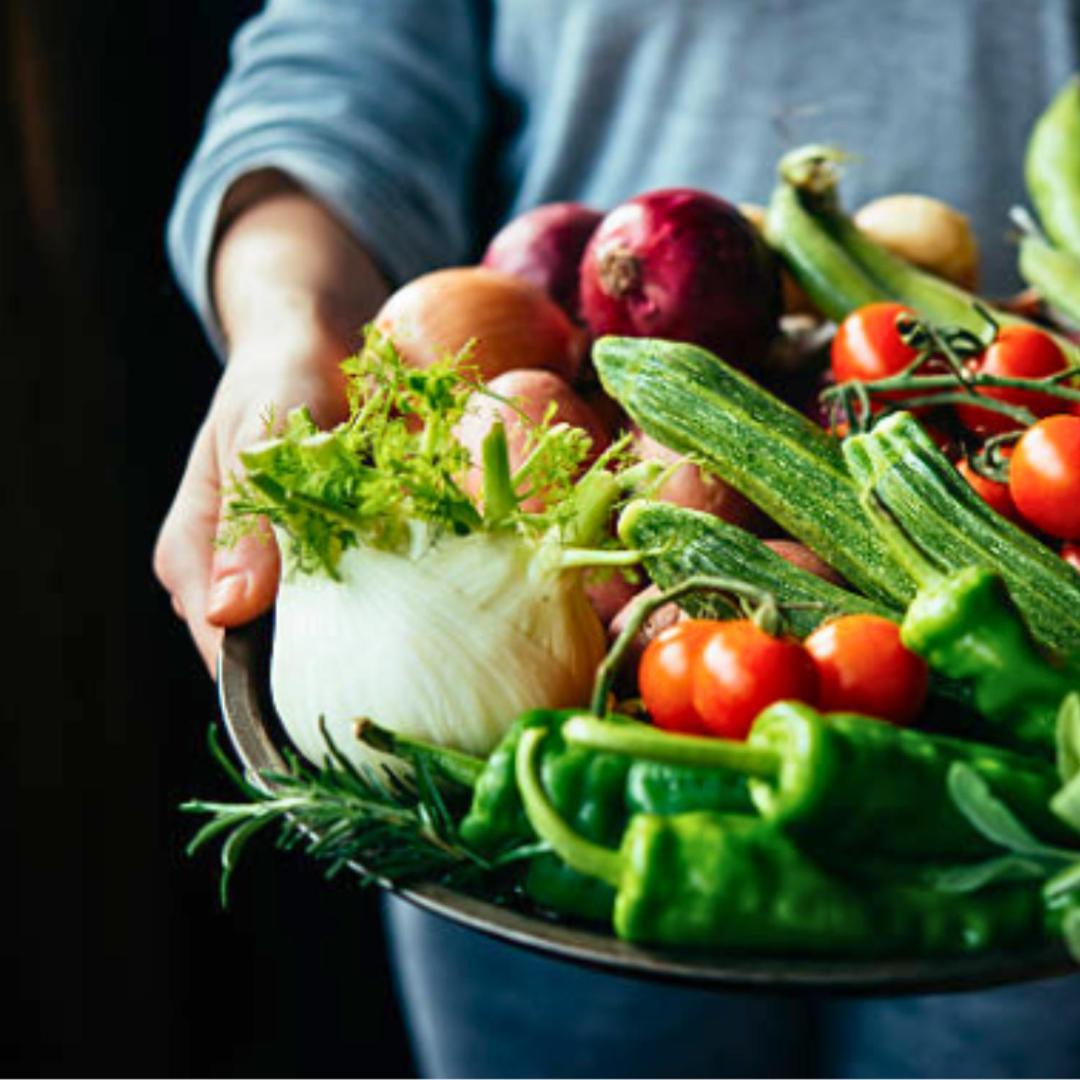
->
3;2;413;1074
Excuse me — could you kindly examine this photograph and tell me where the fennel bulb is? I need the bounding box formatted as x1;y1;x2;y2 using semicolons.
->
272;529;605;763
227;331;646;770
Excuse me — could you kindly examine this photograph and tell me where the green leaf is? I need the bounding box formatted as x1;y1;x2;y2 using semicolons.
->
1052;773;1080;833
1056;692;1080;785
1044;860;1080;903
927;855;1050;893
1064;906;1080;964
947;762;1075;860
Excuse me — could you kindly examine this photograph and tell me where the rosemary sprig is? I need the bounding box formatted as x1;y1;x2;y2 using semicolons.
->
182;723;527;906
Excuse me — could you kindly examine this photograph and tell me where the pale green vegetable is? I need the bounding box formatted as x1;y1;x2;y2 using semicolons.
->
225;329;646;770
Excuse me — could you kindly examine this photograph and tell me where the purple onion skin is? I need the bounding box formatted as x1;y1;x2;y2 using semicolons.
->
579;189;782;369
482;202;603;323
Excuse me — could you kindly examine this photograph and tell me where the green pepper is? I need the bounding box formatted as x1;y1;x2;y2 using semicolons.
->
457;708;750;920
562;702;1070;863
516;726;1045;954
901;567;1080;754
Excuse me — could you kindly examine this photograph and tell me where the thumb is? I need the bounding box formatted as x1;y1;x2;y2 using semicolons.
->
205;514;281;628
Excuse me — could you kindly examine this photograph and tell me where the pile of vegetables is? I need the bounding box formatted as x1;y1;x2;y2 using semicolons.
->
186;78;1080;965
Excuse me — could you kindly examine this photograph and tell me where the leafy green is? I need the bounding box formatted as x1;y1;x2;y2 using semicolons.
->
1056;692;1080;785
183;724;531;906
222;327;622;577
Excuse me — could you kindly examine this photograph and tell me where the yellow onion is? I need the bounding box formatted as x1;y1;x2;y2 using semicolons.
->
375;266;585;382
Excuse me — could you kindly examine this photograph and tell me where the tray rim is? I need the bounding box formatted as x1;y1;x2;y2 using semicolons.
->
216;617;1076;996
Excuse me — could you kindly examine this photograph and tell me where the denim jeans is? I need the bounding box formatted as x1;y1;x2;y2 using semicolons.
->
385;898;1080;1079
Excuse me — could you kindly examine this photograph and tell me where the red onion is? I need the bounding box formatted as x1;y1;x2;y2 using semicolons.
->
579;189;781;367
482;202;603;322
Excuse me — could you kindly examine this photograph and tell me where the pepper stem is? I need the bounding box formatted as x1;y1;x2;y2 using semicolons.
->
562;715;780;779
589;574;782;716
355;720;485;788
514;727;624;888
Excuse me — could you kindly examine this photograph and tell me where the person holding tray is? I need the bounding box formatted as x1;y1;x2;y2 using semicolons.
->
155;2;1080;1076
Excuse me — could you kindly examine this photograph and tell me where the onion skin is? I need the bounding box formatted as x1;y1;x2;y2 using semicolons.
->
482;202;603;322
586;573;641;624
580;189;781;368
854;194;981;291
375;267;585;383
455;369;610;509
631;428;771;532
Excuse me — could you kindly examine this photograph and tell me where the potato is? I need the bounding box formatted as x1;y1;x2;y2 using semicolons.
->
764;540;846;585
456;369;610;510
632;429;771;532
854;194;980;291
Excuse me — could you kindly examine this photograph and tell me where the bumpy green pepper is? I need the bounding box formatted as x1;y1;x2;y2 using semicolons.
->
458;708;750;919
563;702;1070;863
902;567;1080;755
516;726;1045;954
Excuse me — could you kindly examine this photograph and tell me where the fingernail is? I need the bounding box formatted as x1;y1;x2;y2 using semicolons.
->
206;572;248;620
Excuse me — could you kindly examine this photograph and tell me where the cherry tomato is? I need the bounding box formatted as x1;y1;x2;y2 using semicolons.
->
638;620;717;734
1062;542;1080;572
1008;415;1080;540
955;326;1069;437
956;454;1018;523
831;302;919;388
804;615;929;726
691;622;818;740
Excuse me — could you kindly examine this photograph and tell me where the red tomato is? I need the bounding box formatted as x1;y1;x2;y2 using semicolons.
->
638;620;717;734
956;454;1018;523
691;622;819;740
1008;415;1080;540
955;326;1069;437
804;615;929;726
831;302;920;387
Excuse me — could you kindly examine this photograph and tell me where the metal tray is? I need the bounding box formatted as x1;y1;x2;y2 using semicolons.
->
218;618;1074;995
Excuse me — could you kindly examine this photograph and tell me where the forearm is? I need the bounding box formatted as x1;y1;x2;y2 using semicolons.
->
213;185;390;364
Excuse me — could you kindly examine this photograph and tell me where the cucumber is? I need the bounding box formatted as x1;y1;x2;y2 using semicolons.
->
618;500;897;637
843;412;1080;657
592;336;913;607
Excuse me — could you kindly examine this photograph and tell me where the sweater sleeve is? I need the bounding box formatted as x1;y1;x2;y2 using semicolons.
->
166;0;489;351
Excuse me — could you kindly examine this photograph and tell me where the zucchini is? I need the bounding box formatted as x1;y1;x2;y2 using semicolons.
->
592;336;913;607
1025;76;1080;259
843;412;1080;657
618;499;896;637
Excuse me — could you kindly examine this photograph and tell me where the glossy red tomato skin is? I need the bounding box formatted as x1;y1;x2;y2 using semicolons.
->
804;615;929;727
956;455;1019;523
831;303;920;388
690;622;819;740
1008;415;1080;540
955;327;1069;437
638;620;718;734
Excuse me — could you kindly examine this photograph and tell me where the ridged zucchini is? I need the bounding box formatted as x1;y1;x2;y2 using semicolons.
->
843;412;1080;657
593;336;913;607
618;500;896;637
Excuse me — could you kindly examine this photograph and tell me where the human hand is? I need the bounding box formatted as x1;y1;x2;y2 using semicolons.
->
154;322;352;673
154;189;388;673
